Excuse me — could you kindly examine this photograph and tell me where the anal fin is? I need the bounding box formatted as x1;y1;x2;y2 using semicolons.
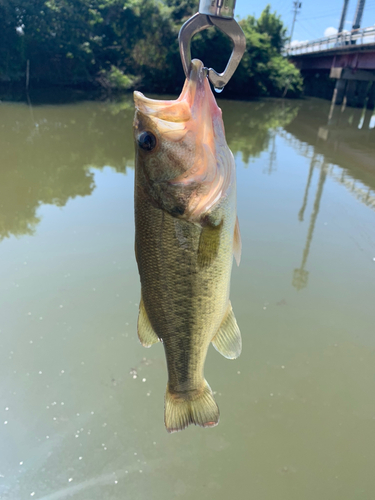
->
212;301;242;359
137;297;160;347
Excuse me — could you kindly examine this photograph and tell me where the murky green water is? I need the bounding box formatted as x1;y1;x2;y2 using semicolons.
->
1;92;375;500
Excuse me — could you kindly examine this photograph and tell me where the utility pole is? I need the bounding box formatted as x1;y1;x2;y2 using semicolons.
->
290;1;302;43
352;0;366;30
338;0;350;33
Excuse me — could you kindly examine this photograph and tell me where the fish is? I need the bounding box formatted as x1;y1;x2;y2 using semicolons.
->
133;59;242;433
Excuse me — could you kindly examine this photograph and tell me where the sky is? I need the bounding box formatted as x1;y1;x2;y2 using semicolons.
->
234;0;375;42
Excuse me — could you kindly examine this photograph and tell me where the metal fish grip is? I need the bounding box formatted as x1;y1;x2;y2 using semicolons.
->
178;0;246;90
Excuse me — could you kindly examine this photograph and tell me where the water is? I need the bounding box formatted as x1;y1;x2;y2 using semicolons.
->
1;92;375;499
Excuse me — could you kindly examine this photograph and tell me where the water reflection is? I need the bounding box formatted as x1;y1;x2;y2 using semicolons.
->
285;99;375;206
1;92;375;295
293;163;327;290
283;99;375;290
223;99;300;164
298;154;317;222
1;93;375;500
0;95;135;241
0;95;299;241
264;132;277;176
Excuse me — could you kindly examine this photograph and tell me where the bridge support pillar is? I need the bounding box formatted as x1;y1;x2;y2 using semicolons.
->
331;78;347;106
329;68;375;109
346;80;358;107
367;82;375;110
362;108;373;128
357;81;370;107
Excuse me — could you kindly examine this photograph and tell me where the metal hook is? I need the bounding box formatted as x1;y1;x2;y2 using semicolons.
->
178;12;246;90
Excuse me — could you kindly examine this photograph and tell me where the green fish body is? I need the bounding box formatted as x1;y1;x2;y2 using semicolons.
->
133;60;241;432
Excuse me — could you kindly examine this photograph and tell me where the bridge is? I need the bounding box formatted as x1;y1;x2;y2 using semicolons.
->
287;27;375;108
287;26;375;60
285;0;375;108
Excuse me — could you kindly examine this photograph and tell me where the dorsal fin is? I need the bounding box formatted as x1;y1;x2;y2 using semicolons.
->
212;302;241;359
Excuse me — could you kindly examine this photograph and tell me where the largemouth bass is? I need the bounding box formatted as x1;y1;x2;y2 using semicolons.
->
133;59;242;433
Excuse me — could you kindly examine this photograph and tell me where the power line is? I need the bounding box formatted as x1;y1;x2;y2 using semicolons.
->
299;13;341;21
298;20;320;39
297;1;375;23
276;0;293;16
298;7;342;21
307;17;332;37
291;0;375;42
298;5;375;31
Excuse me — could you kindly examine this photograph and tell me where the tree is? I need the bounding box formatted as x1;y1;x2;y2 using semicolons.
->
0;1;302;98
256;5;287;52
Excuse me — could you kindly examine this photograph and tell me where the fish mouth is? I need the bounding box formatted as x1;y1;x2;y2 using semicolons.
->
134;60;230;221
133;59;220;123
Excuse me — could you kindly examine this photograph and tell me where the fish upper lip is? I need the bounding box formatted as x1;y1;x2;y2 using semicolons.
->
133;90;170;115
133;59;209;117
187;59;205;88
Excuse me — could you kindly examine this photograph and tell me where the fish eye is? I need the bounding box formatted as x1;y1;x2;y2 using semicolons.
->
138;131;157;151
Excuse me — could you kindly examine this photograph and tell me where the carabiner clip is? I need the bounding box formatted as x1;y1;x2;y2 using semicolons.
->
178;1;246;90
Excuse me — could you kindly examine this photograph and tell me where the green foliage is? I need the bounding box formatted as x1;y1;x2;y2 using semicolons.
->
0;0;302;98
98;66;137;90
256;5;287;52
164;0;195;21
215;7;303;98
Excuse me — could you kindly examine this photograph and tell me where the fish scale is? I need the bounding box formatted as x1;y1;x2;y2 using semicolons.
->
133;59;242;432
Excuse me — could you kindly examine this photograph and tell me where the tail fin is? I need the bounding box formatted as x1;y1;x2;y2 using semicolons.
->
164;380;219;433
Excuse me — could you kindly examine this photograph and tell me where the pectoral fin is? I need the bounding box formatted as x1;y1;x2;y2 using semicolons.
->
137;297;160;347
233;216;241;266
212;302;242;359
197;220;223;268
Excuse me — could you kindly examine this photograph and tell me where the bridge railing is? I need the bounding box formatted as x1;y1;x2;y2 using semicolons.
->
286;26;375;55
